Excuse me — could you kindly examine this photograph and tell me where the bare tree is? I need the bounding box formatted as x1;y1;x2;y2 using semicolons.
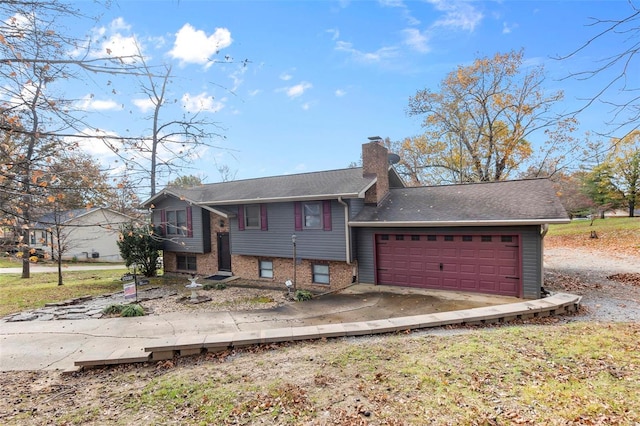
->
0;0;142;278
125;45;229;197
557;2;640;135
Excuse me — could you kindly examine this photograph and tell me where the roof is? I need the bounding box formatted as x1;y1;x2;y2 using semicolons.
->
32;208;132;229
144;167;378;207
351;179;570;227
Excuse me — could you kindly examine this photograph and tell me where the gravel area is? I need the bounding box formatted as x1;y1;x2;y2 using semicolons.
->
544;247;640;322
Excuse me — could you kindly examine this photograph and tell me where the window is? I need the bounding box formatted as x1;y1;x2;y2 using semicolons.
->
427;235;437;241
395;235;404;241
501;236;513;243
481;236;492;242
166;209;187;235
411;235;421;241
444;235;454;242
245;205;260;229
380;235;389;240
304;203;321;228
294;201;331;231
312;264;330;284
462;235;473;242
259;260;273;278
177;255;197;271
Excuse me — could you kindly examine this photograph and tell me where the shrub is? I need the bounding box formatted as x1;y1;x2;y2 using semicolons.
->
121;304;145;317
103;304;124;315
294;290;313;301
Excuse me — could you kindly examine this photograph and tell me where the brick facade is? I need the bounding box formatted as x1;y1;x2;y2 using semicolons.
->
362;141;389;205
232;254;357;292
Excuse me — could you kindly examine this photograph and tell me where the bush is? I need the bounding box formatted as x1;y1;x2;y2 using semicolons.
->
103;304;124;315
203;282;227;291
294;290;313;301
121;304;145;317
117;223;162;277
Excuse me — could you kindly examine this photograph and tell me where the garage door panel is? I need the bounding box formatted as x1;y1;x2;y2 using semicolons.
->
375;234;520;297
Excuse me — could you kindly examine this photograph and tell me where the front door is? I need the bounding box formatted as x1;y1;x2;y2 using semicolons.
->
217;232;231;272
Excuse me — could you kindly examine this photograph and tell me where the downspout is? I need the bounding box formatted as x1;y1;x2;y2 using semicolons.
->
540;223;549;238
337;197;351;265
540;223;550;297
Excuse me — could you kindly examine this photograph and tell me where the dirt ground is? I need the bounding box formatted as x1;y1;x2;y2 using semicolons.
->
1;237;639;425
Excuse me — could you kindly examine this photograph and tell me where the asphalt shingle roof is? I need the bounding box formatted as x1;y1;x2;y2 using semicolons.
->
150;167;376;205
351;179;568;225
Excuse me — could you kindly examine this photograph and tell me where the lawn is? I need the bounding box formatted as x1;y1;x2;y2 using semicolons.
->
3;322;639;425
546;217;640;255
0;268;128;316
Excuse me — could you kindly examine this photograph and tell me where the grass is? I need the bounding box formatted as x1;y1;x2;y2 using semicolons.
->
547;216;639;236
8;322;637;425
0;268;127;316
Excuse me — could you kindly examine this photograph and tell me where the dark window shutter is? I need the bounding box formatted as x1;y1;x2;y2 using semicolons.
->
159;209;166;235
260;204;268;231
186;206;193;237
323;200;332;231
237;206;245;231
294;202;303;231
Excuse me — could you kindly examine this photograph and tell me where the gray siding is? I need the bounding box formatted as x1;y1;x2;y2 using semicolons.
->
355;225;543;299
152;197;209;254
230;201;347;261
348;198;365;219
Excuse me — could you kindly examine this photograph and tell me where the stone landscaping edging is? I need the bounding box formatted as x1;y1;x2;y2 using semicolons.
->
73;292;582;370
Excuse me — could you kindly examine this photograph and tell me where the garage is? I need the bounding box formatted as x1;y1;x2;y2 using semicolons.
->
375;233;521;297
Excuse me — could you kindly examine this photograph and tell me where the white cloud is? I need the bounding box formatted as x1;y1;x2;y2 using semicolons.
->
302;102;311;110
169;24;233;68
132;98;155;113
77;95;121;111
335;41;398;63
326;28;340;41
181;92;225;113
280;72;293;81
402;28;430;53
109;17;131;32
428;0;483;32
335;89;346;97
279;82;312;99
67;128;124;171
248;89;261;97
502;22;518;34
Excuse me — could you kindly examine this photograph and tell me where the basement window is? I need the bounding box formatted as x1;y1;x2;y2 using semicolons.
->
259;260;273;279
481;236;492;242
427;235;437;241
501;236;513;243
462;236;473;242
312;264;330;285
395;235;404;241
380;235;389;240
444;235;454;242
177;255;197;271
411;235;421;241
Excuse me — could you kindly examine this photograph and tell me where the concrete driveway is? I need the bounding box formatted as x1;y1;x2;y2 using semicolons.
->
0;284;519;372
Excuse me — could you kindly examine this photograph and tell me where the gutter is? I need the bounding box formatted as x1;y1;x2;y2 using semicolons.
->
349;219;571;227
337;196;352;264
199;192;363;206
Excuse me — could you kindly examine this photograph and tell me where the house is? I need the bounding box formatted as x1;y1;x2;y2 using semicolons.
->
143;141;569;299
31;207;133;262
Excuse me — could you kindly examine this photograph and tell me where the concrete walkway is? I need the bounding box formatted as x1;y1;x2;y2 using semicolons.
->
0;284;581;372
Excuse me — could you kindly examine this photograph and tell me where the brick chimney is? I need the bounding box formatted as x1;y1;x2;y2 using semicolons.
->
362;139;390;205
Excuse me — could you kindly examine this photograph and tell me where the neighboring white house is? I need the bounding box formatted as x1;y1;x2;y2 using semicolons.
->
31;208;133;262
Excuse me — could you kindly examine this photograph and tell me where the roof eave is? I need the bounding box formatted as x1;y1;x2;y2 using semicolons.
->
349;218;571;227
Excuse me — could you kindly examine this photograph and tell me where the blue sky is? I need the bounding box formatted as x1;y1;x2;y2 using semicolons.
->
64;0;637;193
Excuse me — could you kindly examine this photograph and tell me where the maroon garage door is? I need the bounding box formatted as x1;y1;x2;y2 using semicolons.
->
375;234;520;297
